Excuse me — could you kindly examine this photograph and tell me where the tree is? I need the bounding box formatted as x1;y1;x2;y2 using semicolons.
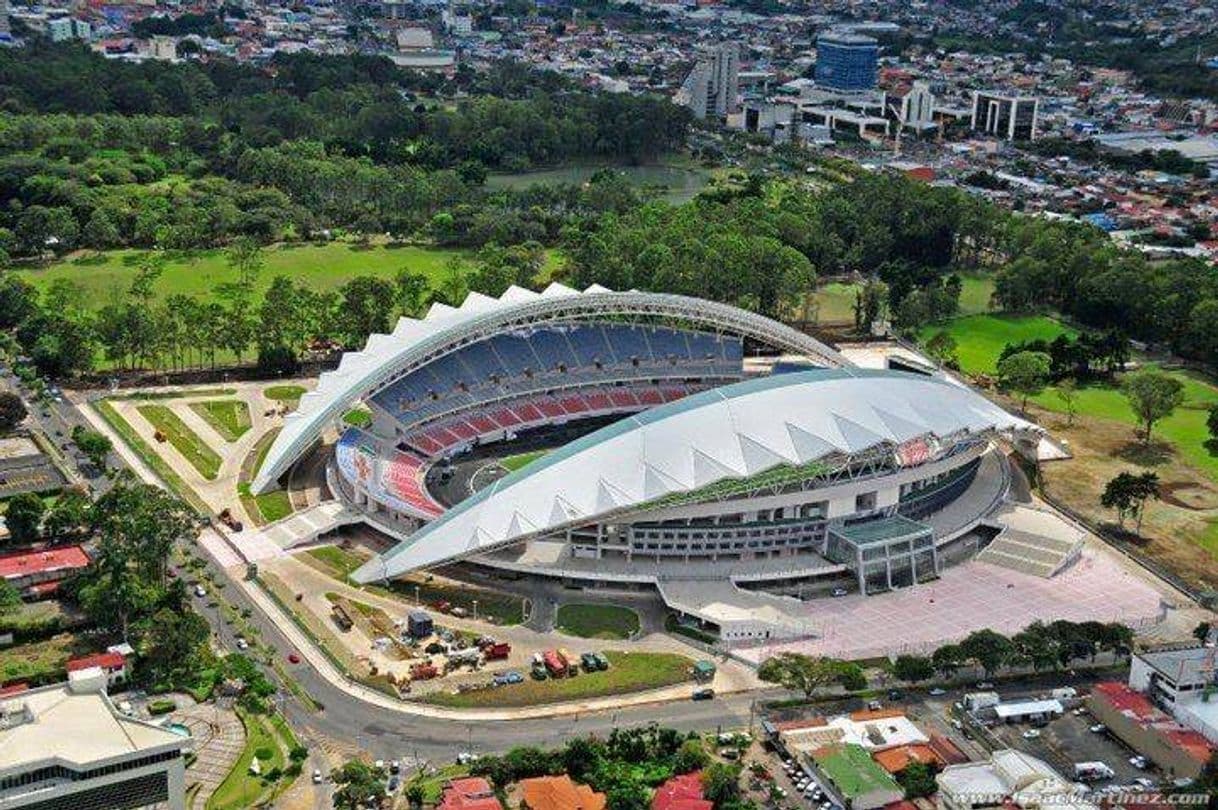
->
0;579;21;615
673;738;710;774
337;275;397;346
931;643;964;678
892;655;935;684
332;760;387;810
395;268;431;318
71;425;112;471
1056;378;1078;426
4;492;45;544
1122;369;1184;445
897;761;938;799
757;653;861;698
959;629;1014;677
0;392;27;433
140;607;212;687
700;762;741;806
1192;621;1212;645
1207;404;1218;444
925;331;958;368
43;489;91;538
1101;471;1160;534
997;350;1050;413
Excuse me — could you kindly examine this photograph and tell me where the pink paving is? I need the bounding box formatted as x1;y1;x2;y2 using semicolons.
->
734;549;1167;663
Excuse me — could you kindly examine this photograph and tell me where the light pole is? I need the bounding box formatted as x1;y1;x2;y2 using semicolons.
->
414;585;420;607
472;600;478;623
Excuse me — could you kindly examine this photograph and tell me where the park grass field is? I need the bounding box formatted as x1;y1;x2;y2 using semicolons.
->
207;708;298;810
815;273;994;325
137;403;223;480
190;400;251;442
1030;367;1218;483
342;407;373;428
419;651;693;708
555;603;641;639
96;399;208;513
263;385;307;407
18;242;566;308
918;313;1076;375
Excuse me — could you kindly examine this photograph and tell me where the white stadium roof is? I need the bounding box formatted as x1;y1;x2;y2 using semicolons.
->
252;284;848;494
351;368;1038;583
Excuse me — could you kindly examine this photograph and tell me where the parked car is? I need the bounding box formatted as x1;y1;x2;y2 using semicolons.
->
1090;724;1107;734
312;770;323;784
691;688;715;701
287;652;301;664
830;588;848;597
928;687;947;696
1129;755;1150;770
194;584;207;598
1022;729;1041;740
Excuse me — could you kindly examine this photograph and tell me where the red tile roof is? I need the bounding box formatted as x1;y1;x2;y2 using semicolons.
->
519;776;606;810
0;546;89;580
872;744;944;774
438;777;502;810
66;652;127;673
652;772;712;810
0;683;30;697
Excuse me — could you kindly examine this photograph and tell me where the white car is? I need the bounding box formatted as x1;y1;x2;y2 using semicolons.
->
928;688;947;696
194;584;206;598
1129;756;1149;770
1090;723;1107;733
312;769;323;784
1022;729;1041;739
235;638;249;650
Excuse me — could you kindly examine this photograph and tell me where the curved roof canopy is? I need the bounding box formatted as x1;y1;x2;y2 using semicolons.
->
252;284;849;494
351;369;1037;583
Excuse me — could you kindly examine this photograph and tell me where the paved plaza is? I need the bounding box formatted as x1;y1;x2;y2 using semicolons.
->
734;543;1169;663
174;702;245;809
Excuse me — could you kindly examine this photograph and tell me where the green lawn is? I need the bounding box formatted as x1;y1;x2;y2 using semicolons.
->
137;403;223;480
1030;366;1218;482
555;603;641;639
342;407;373;428
250;489;293;523
405;765;471;804
190;400;251;442
816;273;994;325
206;709;292;810
420;651;693;708
18;243;469;306
499;449;548;471
96;399;208;513
0;634;86;684
302;545;366;580
264;385;307;406
918;313;1076;375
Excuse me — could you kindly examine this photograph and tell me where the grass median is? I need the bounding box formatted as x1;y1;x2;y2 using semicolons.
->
137;403;223;480
419;651;694;709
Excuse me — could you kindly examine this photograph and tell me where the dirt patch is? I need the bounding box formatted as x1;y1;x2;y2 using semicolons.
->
1159;481;1218;511
1012;399;1218;592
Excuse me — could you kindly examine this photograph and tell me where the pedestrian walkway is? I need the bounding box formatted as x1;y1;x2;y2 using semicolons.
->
174;702;245;809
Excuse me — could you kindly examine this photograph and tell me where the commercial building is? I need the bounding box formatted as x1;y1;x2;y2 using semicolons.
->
1128;645;1217;709
0;671;190;810
1087;681;1214;779
884;81;936;134
66;651;131;690
937;749;1094;810
970;91;1038;141
815;32;878;92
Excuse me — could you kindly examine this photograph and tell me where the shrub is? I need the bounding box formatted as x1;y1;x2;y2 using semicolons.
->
147;699;177;716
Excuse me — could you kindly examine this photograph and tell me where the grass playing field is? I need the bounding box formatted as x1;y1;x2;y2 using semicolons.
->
18;242;565;307
918;313;1076;375
499;449;548;472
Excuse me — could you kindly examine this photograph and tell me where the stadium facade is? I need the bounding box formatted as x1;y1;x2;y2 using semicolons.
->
254;285;1040;638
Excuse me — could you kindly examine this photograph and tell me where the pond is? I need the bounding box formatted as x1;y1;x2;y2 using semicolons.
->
486;163;711;203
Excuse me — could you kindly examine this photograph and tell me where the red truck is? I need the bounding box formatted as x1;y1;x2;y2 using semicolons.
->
542;649;566;677
483;642;511;660
410;661;439;680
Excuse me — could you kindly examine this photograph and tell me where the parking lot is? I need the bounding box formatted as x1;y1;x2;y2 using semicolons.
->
991;706;1155;786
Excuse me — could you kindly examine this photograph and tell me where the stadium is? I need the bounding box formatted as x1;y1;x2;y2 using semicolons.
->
252;284;1047;639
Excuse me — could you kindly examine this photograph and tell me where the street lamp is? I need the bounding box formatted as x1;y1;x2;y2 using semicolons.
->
472;600;478;623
